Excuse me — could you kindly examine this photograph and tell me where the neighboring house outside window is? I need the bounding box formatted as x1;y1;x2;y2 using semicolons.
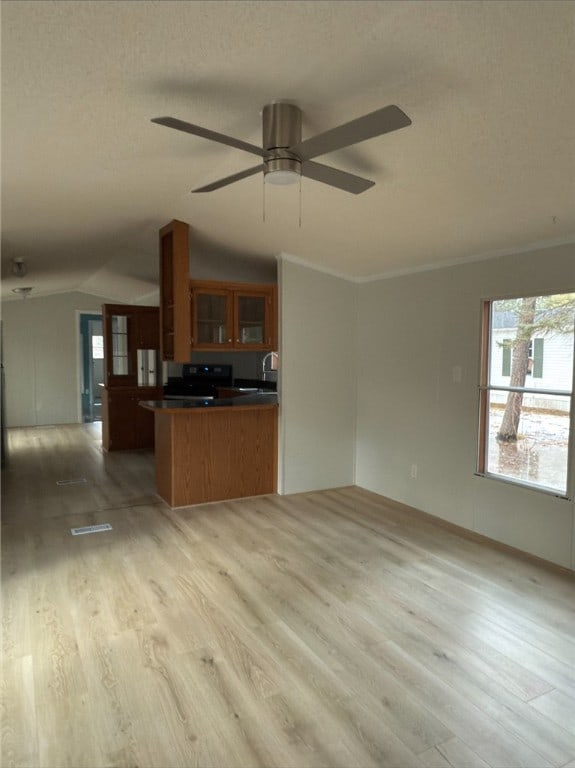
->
477;293;575;496
501;338;543;378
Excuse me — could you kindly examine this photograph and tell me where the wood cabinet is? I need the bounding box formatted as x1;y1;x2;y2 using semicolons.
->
102;386;162;451
102;304;162;451
103;304;160;387
145;402;278;506
159;219;191;362
137;306;161;350
191;280;277;351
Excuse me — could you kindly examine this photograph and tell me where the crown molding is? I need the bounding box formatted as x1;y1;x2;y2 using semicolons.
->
277;235;575;285
356;234;575;283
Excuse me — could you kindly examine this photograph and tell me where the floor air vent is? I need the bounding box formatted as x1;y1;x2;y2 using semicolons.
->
71;523;112;536
57;478;88;486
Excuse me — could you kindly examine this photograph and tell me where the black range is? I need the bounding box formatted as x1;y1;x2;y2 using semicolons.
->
164;363;233;400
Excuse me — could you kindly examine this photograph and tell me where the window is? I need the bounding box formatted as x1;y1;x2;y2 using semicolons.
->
91;334;104;360
478;293;575;496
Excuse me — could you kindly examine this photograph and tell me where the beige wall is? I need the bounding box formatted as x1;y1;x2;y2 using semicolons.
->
355;242;575;569
279;257;357;494
2;291;118;427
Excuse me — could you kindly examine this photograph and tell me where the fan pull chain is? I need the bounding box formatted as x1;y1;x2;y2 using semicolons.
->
299;175;302;228
262;179;266;224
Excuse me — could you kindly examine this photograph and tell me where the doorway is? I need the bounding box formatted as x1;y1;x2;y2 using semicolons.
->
79;313;103;423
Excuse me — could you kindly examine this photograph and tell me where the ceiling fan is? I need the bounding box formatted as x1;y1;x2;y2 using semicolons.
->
151;101;411;194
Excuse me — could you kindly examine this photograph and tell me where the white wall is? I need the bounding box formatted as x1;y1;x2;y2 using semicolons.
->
2;291;119;427
279;257;356;494
355;243;575;570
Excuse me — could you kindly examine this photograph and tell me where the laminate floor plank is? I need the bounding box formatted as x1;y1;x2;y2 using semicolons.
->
409;555;575;642
339;486;575;602
418;737;491;768
1;655;38;768
353;555;575;698
529;688;575;734
342;575;575;762
2;425;575;768
368;640;555;768
305;578;573;764
350;567;555;702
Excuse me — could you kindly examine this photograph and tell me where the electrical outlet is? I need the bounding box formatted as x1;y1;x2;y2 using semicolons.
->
410;464;418;479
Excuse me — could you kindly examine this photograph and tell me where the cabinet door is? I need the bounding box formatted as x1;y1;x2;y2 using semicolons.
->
102;387;160;451
159;220;191;362
134;308;161;387
136;307;160;349
103;305;161;387
103;305;137;386
191;287;233;349
233;288;274;349
134;387;161;450
104;389;136;449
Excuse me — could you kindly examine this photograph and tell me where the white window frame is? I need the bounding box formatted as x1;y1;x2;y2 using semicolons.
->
477;293;575;499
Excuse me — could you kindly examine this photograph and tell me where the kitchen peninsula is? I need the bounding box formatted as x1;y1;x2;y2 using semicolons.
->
140;393;278;507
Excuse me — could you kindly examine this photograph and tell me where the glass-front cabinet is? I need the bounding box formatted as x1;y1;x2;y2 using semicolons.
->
191;287;233;348
102;303;162;451
234;290;271;349
103;304;161;387
111;314;130;376
190;281;276;351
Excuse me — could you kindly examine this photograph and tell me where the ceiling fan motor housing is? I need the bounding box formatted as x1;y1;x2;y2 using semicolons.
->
263;102;302;181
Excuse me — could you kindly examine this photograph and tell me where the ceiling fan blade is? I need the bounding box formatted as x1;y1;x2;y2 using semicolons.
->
192;164;264;193
291;105;411;161
301;161;374;194
151;117;267;158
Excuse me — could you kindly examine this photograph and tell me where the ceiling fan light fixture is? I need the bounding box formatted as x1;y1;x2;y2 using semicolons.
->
265;169;300;186
264;156;301;186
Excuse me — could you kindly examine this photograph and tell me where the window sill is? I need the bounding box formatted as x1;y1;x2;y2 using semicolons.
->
474;471;571;501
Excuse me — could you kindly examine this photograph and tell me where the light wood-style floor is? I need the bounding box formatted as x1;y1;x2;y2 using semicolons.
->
2;424;575;768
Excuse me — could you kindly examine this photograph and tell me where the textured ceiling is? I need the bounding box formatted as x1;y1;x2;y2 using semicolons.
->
2;0;574;302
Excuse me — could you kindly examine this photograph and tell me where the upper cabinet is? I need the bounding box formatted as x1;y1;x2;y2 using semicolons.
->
159;220;191;362
191;283;233;349
158;219;277;355
235;289;272;348
102;304;160;387
191;280;277;351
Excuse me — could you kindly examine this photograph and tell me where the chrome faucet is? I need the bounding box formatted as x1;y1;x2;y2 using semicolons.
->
262;351;278;382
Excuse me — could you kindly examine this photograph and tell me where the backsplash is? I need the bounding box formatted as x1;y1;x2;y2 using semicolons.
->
166;350;277;382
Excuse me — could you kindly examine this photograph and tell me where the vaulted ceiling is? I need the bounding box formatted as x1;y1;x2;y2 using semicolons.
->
2;1;574;302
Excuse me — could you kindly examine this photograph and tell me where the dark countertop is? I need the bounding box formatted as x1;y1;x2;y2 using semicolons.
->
140;392;278;411
233;378;277;391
